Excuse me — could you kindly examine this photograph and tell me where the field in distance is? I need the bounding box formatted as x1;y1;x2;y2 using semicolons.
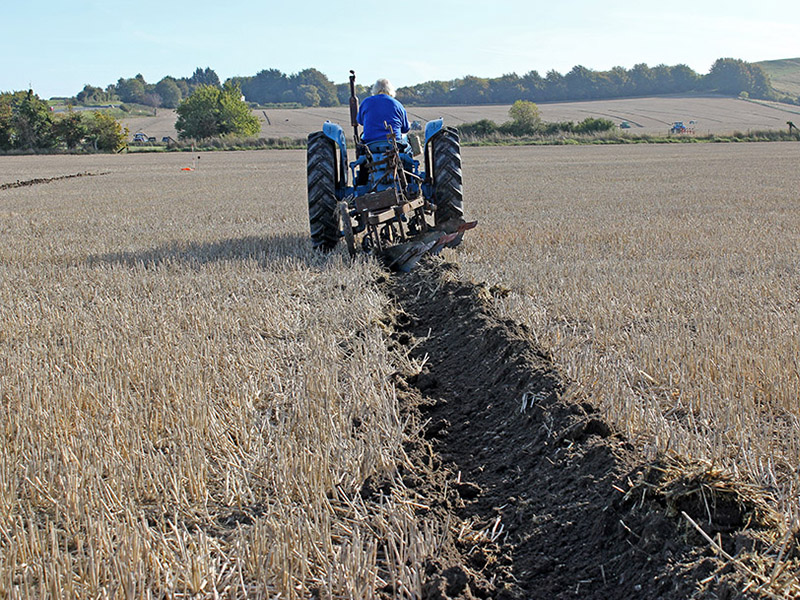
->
122;94;800;142
757;57;800;96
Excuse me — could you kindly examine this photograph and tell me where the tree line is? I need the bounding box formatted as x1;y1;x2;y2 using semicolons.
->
1;90;127;152
1;57;788;151
67;58;791;111
75;67;221;109
397;59;781;105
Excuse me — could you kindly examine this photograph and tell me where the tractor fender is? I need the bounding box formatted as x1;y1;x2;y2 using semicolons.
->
424;118;444;146
322;121;348;185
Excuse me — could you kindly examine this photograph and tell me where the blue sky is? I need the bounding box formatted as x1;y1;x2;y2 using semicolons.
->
2;0;798;98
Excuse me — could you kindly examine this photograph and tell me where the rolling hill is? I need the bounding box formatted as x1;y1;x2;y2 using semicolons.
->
756;57;800;96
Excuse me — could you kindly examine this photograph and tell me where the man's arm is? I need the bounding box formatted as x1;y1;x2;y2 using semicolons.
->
399;105;410;134
356;97;367;126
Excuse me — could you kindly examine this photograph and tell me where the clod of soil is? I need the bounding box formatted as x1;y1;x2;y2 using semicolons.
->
382;258;775;599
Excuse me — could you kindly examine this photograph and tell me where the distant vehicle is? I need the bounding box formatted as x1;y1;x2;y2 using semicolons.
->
670;121;696;135
620;121;631;129
670;121;687;134
132;132;149;143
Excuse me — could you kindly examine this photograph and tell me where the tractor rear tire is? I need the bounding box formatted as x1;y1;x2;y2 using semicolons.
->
431;127;464;226
307;132;339;251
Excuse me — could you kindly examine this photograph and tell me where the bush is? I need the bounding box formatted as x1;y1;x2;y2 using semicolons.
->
573;117;616;133
508;100;541;129
86;111;129;152
176;83;259;139
52;110;86;149
459;119;498;137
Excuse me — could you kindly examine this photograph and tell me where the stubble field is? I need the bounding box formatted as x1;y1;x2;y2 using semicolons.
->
122;95;800;141
1;142;799;598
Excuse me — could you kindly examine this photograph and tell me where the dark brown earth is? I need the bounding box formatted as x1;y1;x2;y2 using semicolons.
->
0;171;105;190
376;259;785;600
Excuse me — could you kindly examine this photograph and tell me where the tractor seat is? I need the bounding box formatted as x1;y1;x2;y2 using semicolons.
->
365;140;396;154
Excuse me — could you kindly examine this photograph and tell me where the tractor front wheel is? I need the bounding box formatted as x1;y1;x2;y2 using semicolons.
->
307;132;339;251
431;127;464;227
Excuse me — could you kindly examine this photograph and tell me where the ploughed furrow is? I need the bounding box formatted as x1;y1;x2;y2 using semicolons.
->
0;171;107;190
383;260;773;600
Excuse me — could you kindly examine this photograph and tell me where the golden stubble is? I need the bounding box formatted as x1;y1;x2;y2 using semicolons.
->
0;151;432;598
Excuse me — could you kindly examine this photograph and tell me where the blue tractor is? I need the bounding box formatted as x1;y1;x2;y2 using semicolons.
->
306;71;473;271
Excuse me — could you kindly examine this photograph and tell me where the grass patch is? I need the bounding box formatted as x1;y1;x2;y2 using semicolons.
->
460;128;800;147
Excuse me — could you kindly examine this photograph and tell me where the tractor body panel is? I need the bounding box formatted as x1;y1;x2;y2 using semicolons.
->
322;121;348;186
424;118;444;146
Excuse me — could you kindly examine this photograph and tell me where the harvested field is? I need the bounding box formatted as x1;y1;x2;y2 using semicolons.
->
1;143;799;598
122;96;800;142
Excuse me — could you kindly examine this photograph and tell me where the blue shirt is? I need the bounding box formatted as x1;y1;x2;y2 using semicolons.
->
357;94;410;143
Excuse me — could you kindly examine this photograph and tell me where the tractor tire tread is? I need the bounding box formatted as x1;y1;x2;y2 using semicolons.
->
307;131;339;251
432;127;464;226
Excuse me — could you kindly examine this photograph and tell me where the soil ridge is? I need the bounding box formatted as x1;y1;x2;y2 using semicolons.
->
381;259;772;599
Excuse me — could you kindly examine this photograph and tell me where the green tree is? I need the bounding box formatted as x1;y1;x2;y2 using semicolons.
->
85;111;128;151
521;70;544;100
565;65;596;100
176;83;259;139
176;85;221;138
704;58;773;98
76;84;113;104
175;79;190;99
426;80;453;104
116;77;146;103
671;64;700;92
13;90;54;149
297;84;321;107
155;77;182;108
629;63;656;95
52;110;86;149
240;68;289;104
290;68;338;106
0;94;13;149
543;70;566;101
457;75;491;104
508;99;541;132
492;73;525;104
189;67;221;89
336;81;368;105
218;83;260;135
608;66;632;96
651;64;674;93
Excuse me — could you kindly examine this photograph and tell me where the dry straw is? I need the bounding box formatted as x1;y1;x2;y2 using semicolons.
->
0;152;436;598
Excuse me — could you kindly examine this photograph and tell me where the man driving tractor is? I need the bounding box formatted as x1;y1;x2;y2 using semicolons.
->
356;78;410;145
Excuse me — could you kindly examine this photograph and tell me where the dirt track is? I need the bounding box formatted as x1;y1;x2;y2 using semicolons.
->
382;260;768;599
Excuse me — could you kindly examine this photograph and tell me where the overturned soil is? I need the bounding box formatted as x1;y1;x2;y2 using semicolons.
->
378;259;777;599
0;171;106;190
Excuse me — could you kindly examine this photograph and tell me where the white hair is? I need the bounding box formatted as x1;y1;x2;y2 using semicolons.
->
371;78;395;97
